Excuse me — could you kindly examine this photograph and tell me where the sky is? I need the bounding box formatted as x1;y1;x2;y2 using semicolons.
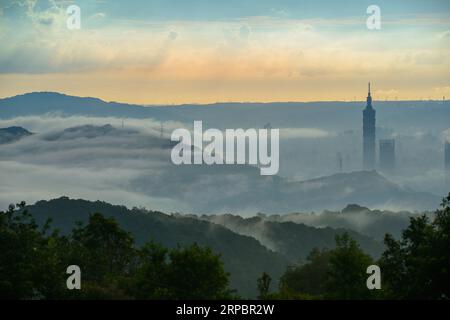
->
0;0;450;104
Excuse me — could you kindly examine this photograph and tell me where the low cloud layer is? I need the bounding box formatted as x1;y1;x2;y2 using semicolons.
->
0;114;447;214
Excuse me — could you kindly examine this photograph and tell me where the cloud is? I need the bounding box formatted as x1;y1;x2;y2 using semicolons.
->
0;115;184;211
280;128;334;139
438;29;450;38
0;112;446;214
0;1;181;74
1;1;449;81
0;115;337;212
0;115;275;213
0;115;185;136
0;2;449;105
90;12;106;19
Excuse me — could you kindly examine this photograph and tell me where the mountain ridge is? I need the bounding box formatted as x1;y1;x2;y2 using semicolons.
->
0;126;32;144
22;196;385;298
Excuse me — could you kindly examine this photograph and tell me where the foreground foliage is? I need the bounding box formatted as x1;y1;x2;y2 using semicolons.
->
0;204;232;299
272;193;450;300
1;193;449;299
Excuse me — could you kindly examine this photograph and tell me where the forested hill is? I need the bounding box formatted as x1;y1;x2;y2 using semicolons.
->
26;197;287;298
25;197;382;297
198;214;384;262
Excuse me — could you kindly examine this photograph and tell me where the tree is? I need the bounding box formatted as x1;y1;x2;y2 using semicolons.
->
276;234;375;300
380;193;450;299
67;213;137;299
127;241;171;299
326;233;374;299
278;248;331;299
0;202;68;299
0;203;233;300
165;243;231;299
257;272;272;299
70;213;136;281
130;242;232;299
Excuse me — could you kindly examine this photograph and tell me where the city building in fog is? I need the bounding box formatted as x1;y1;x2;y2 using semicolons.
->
379;139;395;173
363;83;376;170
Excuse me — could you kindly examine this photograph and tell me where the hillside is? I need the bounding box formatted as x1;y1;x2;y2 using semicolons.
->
24;197;384;297
197;214;384;261
0;92;179;121
25;197;287;298
266;204;431;240
0;126;32;144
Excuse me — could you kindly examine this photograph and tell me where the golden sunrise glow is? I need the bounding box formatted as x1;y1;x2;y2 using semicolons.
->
1;2;449;104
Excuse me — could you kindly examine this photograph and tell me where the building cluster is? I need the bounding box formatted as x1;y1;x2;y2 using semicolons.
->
361;83;448;175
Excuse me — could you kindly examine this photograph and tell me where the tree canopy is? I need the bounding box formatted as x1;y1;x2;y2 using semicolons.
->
274;193;450;300
0;203;232;299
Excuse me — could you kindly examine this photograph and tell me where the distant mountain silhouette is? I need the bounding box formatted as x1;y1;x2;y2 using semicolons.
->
43;124;130;140
341;204;371;213
173;169;440;213
0;126;32;144
1;92;449;131
281;171;439;212
0;92;179;120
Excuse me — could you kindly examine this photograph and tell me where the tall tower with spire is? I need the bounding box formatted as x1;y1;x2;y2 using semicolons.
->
363;82;376;170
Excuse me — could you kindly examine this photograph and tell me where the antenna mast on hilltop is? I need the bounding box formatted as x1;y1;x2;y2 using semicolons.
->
337;152;343;173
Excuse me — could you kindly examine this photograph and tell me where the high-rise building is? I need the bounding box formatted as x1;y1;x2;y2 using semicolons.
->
445;141;450;171
363;83;376;170
379;139;395;173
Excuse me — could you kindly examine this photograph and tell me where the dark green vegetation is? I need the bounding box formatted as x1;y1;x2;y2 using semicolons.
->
21;198;289;298
275;235;378;299
0;203;231;299
200;213;384;261
1;194;449;299
269;194;450;300
10;197;385;297
379;194;450;299
263;203;431;241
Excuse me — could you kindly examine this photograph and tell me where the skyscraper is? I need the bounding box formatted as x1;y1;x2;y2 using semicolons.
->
379;139;395;173
363;83;376;170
